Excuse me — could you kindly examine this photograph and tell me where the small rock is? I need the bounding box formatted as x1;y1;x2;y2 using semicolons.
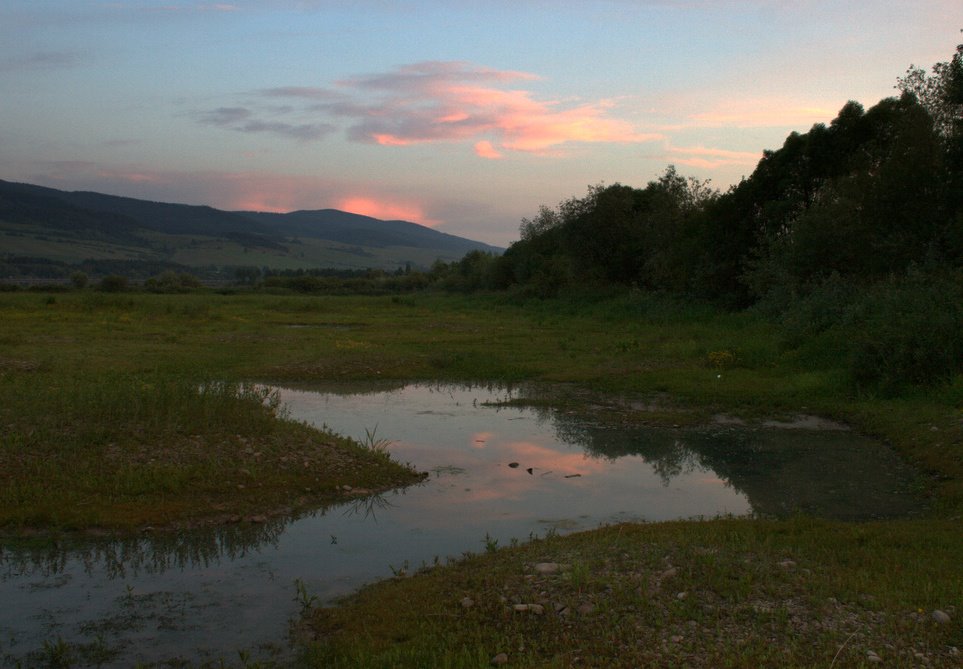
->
948;646;959;657
341;485;353;492
508;462;519;468
530;604;544;615
779;560;797;569
513;604;529;612
526;468;533;475
460;597;474;609
676;591;688;600
491;652;509;665
248;514;267;523
659;567;677;580
670;635;684;643
534;562;561;574
932;609;951;624
866;650;882;663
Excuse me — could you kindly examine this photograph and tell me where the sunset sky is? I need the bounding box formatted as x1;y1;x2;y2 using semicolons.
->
1;1;959;246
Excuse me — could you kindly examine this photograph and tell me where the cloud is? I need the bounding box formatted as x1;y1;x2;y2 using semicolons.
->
140;3;241;14
196;106;335;141
474;141;503;160
320;61;661;155
336;196;443;227
0;50;89;73
666;144;761;169
199;61;660;155
687;97;839;129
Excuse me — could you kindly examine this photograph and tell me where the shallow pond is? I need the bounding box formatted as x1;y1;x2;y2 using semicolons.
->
0;383;926;666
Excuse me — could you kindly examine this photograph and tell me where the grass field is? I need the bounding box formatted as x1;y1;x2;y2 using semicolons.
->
1;290;960;666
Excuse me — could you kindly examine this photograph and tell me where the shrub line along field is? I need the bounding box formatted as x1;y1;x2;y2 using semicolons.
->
0;291;960;667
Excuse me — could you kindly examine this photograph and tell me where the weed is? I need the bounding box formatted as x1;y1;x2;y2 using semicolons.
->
361;425;393;455
568;560;589;590
294;578;319;614
706;349;736;369
41;637;74;668
388;560;409;577
616;339;640;352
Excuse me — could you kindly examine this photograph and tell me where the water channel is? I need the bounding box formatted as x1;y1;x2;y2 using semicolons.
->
0;383;927;666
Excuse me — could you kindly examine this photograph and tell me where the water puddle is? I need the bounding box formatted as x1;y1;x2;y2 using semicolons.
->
0;383;926;665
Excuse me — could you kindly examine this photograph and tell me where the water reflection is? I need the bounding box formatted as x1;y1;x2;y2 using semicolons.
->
0;382;926;666
548;413;927;520
1;519;287;580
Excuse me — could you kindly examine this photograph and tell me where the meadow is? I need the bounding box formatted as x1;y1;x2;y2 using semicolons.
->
0;289;960;666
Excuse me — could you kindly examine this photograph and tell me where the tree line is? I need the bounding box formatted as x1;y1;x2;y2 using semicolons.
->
461;43;962;306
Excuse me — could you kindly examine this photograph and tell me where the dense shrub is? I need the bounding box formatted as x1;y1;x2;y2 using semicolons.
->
778;273;862;349
98;274;129;292
847;270;963;395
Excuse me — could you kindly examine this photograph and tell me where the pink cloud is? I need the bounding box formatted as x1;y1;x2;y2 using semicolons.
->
337;196;442;227
372;134;414;147
666;144;761;170
474;140;503;159
259;61;660;157
688;97;839;129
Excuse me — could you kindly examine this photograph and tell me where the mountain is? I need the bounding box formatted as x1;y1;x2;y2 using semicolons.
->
0;180;502;280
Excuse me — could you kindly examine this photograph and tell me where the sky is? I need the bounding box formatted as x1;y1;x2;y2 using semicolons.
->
1;1;960;247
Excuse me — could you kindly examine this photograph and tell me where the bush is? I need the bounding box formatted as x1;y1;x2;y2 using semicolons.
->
69;271;89;289
848;270;963;395
145;271;202;293
98;274;129;292
779;272;861;349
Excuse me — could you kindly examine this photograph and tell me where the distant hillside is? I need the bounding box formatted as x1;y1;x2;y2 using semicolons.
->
0;180;502;281
241;209;499;255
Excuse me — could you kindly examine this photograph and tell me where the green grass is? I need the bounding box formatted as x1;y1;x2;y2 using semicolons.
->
302;518;962;668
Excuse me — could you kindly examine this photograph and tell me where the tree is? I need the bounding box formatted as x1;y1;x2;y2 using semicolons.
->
897;37;963;138
98;275;128;292
234;266;261;286
69;271;88;289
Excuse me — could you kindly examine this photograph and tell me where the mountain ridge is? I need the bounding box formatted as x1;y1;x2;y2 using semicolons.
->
0;179;502;280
